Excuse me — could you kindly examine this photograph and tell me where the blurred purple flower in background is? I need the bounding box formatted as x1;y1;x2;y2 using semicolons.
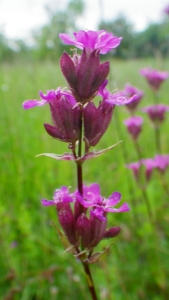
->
126;158;156;183
154;154;169;174
124;116;143;140
122;84;144;112
141;158;157;181
163;4;169;15
140;67;169;91
142;104;169;124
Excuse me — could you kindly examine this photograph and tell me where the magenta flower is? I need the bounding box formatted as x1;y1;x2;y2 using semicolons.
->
42;186;77;245
76;211;107;248
73;183;130;215
140;67;169;91
60;49;109;103
126;158;156;182
154;154;169;174
23;87;74;109
124;116;143;140
82;80;138;148
23;88;81;143
141;158;156;181
42;184;129;249
42;186;74;206
122;84;144;112
98;79;138;106
126;162;141;182
59;30;122;54
142;104;169;124
76;209;121;249
83;99;114;147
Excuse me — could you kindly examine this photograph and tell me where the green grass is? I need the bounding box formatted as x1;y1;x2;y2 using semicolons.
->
0;58;169;299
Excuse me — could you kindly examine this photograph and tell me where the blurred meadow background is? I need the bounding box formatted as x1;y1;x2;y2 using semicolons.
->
0;0;169;299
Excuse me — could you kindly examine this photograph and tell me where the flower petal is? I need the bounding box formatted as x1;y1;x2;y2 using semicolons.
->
22;99;47;109
41;199;56;206
105;202;130;213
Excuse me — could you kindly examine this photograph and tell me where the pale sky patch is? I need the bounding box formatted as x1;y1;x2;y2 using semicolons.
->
0;0;168;39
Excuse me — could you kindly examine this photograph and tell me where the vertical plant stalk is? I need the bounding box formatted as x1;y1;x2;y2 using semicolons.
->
133;140;142;161
154;124;161;154
76;110;98;300
77;110;83;195
140;187;153;222
82;262;98;300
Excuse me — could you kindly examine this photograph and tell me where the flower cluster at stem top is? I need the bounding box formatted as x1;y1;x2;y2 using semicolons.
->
23;30;137;152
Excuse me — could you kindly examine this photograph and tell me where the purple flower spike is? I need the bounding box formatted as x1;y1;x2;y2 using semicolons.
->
142;104;169;124
59;30;122;54
122;84;144;112
124;116;143;140
140;67;169;91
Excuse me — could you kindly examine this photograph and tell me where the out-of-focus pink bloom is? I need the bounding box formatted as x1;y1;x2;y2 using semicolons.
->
142;104;169;124
126;158;156;182
126;162;141;181
141;158;156;181
59;30;122;54
154;154;169;173
124;116;143;140
11;241;18;248
163;4;169;15
140;67;169;91
122;84;144;112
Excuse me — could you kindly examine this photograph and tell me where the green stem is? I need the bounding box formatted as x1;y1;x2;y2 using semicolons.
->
154;124;161;154
82;262;98;300
76;109;98;300
133;139;142;161
141;187;153;223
